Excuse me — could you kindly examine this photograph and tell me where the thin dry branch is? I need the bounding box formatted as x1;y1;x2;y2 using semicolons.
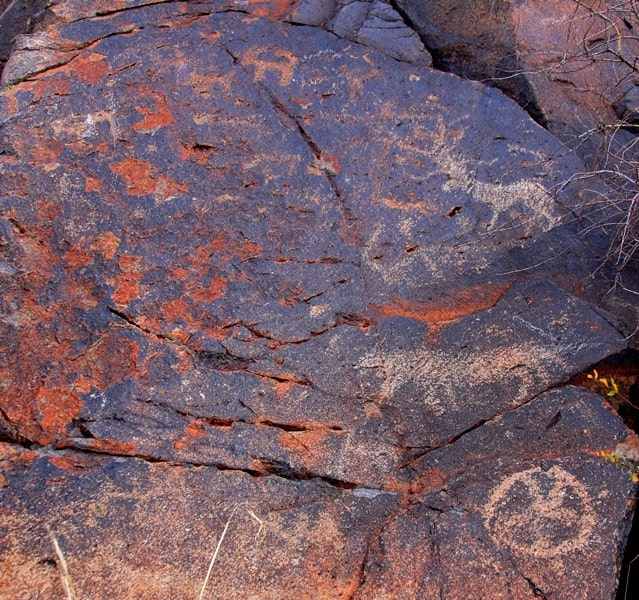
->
47;528;76;600
197;504;264;600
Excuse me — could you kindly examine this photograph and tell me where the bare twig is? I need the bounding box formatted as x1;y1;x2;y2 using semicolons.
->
47;528;76;600
197;504;264;600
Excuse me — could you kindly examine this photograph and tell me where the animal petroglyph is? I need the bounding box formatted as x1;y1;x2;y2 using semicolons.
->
241;47;298;87
357;342;567;416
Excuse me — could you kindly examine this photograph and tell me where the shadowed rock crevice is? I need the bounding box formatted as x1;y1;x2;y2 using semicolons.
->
389;0;549;127
0;0;50;75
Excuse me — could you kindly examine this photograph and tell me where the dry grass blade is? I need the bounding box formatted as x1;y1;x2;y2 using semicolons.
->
47;527;76;600
624;553;639;600
198;504;264;600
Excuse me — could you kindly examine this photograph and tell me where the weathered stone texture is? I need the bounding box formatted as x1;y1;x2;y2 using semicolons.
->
396;0;639;165
0;0;49;74
0;1;636;598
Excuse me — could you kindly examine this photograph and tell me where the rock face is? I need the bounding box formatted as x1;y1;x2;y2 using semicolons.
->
0;1;637;598
395;0;639;165
0;0;49;76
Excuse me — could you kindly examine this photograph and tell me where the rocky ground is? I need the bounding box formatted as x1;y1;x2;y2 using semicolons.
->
1;1;639;598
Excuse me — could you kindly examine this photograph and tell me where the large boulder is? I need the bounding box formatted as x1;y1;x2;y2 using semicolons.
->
395;0;639;165
0;1;636;598
0;0;49;76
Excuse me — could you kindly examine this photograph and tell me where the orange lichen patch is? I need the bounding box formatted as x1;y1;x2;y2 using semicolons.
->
174;419;207;450
17;237;58;290
167;328;191;344
35;386;83;440
29;75;73;102
92;231;120;260
73;376;94;394
48;453;103;474
167;266;189;281
200;232;263;264
247;0;298;20
175;348;194;372
83;439;138;455
249;458;271;475
373;281;513;327
1;89;20;115
187;276;227;303
72;334;140;393
161;298;190;322
29;137;64;168
68;52;110;85
135;314;163;333
68;278;100;310
272;379;298;398
179;143;215;164
278;428;331;457
0;171;32;195
85;176;102;192
186;419;207;437
156;177;189;199
118;254;142;273
386;468;447;496
110;158;156;195
110;158;188;198
35;199;62;222
132;94;174;132
64;244;93;269
0;443;39;468
112;271;143;306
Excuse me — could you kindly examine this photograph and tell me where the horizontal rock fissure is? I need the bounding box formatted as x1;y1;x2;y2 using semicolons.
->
59;0;203;23
124;397;345;435
13;438;367;491
107;305;185;345
108;305;346;365
258;419;344;433
5;24;144;86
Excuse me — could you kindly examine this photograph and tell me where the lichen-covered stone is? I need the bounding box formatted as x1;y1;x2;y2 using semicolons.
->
0;2;636;598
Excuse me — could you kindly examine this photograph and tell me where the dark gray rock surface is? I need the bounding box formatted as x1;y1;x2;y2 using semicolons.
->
0;1;637;598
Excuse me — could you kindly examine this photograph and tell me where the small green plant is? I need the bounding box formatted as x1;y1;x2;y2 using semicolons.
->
599;449;639;483
587;369;619;397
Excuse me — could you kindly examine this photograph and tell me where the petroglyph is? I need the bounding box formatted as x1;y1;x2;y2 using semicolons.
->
241;47;298;86
483;465;596;558
357;342;568;417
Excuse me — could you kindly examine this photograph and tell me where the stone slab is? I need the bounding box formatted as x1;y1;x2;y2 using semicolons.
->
0;2;636;598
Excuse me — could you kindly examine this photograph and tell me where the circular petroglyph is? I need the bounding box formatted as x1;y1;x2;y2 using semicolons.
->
483;465;596;558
